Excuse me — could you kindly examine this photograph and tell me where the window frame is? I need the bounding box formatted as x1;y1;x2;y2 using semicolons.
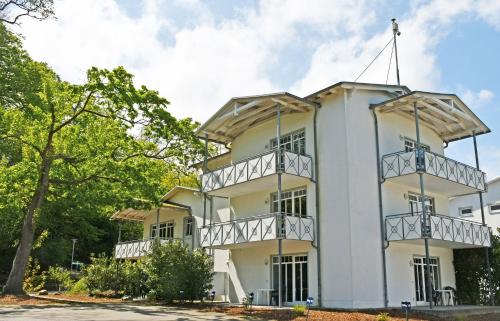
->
458;206;473;217
408;192;435;215
404;137;430;153
184;217;194;237
270;128;306;155
270;187;307;217
150;220;175;239
489;203;500;215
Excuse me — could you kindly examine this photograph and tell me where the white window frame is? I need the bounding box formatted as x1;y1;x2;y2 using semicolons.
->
270;129;306;155
150;220;175;239
489;203;500;215
404;137;430;153
184;217;193;237
458;206;473;217
271;187;307;217
408;192;435;214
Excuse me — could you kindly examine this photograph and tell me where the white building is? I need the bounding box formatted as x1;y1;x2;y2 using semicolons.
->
449;177;500;234
113;81;492;309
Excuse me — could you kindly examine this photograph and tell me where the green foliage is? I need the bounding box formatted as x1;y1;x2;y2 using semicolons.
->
45;266;74;291
292;304;306;316
68;278;88;294
454;230;500;304
375;312;390;321
23;257;45;293
144;241;214;302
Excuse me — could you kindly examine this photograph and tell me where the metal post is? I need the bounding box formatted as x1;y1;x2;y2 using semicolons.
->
276;104;283;308
203;134;208;228
71;238;77;271
414;102;433;308
473;132;494;305
391;18;401;86
156;207;160;241
117;221;122;243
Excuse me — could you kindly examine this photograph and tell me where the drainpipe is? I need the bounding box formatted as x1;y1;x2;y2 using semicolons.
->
473;132;494;306
156;207;160;242
313;105;322;307
414;102;433;309
210;195;214;256
276;103;283;308
370;107;389;308
203;134;208;228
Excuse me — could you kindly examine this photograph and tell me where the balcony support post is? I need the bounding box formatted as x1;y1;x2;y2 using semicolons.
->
203;134;208;228
117;221;122;243
155;207;160;242
414;102;433;309
473;132;494;305
276;103;283;308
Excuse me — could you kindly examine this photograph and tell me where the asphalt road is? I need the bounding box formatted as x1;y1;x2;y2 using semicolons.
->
0;304;248;321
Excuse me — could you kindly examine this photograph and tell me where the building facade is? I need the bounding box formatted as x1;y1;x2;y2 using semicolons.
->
196;82;491;308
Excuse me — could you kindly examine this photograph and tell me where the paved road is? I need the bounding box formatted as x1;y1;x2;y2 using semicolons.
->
0;304;249;321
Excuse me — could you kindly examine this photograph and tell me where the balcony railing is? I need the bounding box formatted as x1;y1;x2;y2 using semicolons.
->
201;150;313;193
114;238;185;259
385;212;491;247
198;213;315;247
382;149;486;191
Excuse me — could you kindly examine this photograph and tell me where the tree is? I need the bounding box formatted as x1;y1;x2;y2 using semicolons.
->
0;0;54;25
0;25;203;294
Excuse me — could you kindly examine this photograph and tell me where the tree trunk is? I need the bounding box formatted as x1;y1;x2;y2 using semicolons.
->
3;156;51;295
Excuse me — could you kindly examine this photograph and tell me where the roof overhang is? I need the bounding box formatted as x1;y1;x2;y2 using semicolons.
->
370;91;490;143
305;81;410;102
111;203;189;222
196;92;319;144
161;186;200;201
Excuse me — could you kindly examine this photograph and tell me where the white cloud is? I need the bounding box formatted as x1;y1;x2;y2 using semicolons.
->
461;88;495;108
11;0;500;123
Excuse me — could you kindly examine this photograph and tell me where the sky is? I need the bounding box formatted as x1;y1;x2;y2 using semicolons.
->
10;0;500;178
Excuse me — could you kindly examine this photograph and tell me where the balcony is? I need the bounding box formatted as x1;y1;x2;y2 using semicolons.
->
114;238;186;259
198;213;315;248
385;213;491;248
201;150;313;196
382;149;486;196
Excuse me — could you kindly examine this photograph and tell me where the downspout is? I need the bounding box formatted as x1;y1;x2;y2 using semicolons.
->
276;103;283;308
370;106;389;308
313;105;322;307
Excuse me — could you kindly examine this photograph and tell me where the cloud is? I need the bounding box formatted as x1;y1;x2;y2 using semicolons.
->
11;0;500;123
460;88;495;108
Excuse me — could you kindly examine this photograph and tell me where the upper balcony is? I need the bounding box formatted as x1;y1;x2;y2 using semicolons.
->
199;213;314;249
385;212;491;248
201;150;313;196
382;149;486;196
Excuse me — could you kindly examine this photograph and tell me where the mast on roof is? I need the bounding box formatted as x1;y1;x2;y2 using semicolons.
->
392;18;401;86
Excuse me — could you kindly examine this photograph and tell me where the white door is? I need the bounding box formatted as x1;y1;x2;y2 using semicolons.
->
272;255;308;304
413;256;441;304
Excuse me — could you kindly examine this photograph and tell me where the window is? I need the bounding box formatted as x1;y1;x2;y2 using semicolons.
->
459;207;473;217
271;188;307;217
404;138;430;152
408;192;435;214
150;221;174;239
184;217;193;237
270;129;305;155
489;204;500;214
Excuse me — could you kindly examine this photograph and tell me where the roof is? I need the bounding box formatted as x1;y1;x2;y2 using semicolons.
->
110;203;189;221
161;186;200;201
305;81;411;101
488;177;500;186
196;92;319;144
370;91;490;143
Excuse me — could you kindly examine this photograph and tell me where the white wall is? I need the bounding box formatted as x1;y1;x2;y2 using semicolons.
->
449;179;500;232
386;243;456;307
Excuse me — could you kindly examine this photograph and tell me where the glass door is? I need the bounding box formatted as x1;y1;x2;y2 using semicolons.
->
272;255;308;304
413;256;440;304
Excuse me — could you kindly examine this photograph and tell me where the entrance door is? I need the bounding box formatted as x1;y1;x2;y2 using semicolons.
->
413;256;441;304
272;255;308;304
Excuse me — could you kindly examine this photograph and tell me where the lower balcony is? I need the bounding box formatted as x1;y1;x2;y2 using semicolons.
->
198;213;315;248
385;213;491;248
114;238;186;259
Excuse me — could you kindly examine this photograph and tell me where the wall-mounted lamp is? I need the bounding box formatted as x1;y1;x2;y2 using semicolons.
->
264;258;269;266
409;259;414;267
264;198;269;204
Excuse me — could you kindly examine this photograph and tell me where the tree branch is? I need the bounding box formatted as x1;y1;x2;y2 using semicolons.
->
0;134;42;155
51;91;94;134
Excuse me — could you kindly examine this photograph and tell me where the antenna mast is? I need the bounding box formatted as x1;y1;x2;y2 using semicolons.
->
391;18;401;85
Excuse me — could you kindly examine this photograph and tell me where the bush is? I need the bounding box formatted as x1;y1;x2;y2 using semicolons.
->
293;304;306;316
144;240;213;302
45;266;74;291
23;257;46;293
376;312;391;321
69;278;88;294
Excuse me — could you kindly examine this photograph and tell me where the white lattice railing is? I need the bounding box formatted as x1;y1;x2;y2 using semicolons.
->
201;150;313;193
382;149;486;191
385;212;491;247
199;213;314;247
114;238;185;259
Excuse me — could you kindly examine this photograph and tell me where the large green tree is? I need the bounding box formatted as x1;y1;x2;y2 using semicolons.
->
0;24;202;294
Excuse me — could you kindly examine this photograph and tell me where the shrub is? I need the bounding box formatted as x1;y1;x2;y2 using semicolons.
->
144;240;214;302
122;260;148;298
376;312;391;321
82;254;121;295
45;266;74;291
23;257;46;293
94;289;122;298
293;304;306;316
69;278;88;294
